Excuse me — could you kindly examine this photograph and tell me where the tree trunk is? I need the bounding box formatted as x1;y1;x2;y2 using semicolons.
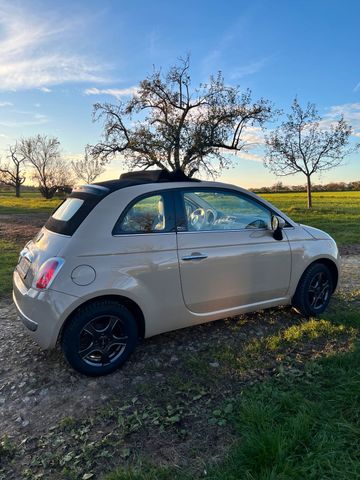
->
306;175;312;208
15;183;20;197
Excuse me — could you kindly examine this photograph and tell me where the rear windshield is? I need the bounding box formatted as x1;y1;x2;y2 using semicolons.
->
52;198;84;221
45;191;106;236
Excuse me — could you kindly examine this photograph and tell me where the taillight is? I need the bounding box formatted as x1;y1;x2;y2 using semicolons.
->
35;258;64;290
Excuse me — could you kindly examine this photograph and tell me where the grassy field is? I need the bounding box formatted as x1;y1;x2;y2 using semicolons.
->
0;191;61;214
0;240;20;296
1;190;359;244
262;191;360;246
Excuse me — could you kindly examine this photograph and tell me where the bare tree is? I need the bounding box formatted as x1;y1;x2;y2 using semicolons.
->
89;56;274;177
265;98;357;208
0;143;26;197
71;152;105;184
19;134;72;199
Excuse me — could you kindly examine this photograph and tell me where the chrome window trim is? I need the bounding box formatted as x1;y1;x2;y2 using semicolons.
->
176;225;295;234
112;232;176;238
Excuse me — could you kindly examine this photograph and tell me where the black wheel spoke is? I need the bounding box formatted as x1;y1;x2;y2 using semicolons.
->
107;337;127;351
115;335;128;343
79;342;99;358
104;316;119;335
308;271;331;310
101;351;110;365
78;314;128;367
83;323;98;337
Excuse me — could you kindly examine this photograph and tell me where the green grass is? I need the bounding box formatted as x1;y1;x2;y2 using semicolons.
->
0;191;61;214
106;343;360;480
261;191;360;246
208;347;360;480
0;240;20;297
103;303;360;480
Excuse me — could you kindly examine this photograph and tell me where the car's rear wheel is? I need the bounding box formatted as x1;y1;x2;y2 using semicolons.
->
61;300;138;376
292;263;333;316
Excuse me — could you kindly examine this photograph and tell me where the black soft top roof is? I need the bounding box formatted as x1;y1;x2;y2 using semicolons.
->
46;170;200;235
93;169;200;193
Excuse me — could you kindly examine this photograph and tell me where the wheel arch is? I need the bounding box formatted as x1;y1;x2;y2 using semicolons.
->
59;294;146;343
312;258;339;292
296;257;339;295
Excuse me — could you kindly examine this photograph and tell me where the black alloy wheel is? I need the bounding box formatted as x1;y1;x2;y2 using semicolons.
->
62;300;138;376
292;263;334;316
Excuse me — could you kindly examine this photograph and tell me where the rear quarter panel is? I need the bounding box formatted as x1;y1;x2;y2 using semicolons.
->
50;184;189;337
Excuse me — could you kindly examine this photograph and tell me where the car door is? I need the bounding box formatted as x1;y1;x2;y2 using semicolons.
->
110;190;181;317
175;188;292;314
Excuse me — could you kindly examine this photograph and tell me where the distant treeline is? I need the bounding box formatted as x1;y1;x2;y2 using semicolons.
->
1;180;360;195
0;183;69;196
251;180;360;194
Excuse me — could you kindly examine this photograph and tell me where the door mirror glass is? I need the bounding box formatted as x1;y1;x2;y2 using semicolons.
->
271;215;285;240
271;215;285;230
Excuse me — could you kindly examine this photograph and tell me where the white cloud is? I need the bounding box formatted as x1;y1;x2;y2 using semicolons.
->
324;103;360;136
0;111;48;128
230;58;270;80
39;87;52;93
84;87;138;99
0;2;108;91
240;126;265;146
0;101;12;107
237;151;263;163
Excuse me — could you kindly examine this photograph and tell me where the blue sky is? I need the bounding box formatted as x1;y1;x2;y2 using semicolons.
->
0;0;359;187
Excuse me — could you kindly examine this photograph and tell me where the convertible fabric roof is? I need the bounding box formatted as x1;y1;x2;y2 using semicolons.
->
94;169;200;193
46;170;200;235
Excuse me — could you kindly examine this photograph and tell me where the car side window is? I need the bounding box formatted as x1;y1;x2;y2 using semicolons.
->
116;194;167;234
183;190;271;231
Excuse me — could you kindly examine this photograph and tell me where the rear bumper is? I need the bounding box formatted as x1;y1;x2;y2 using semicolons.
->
13;270;78;349
13;293;38;332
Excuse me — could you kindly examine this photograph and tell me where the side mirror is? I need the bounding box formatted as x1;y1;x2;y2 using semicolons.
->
271;215;285;240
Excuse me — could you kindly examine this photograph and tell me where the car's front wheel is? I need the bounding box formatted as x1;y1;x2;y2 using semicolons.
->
292;263;333;316
61;300;138;376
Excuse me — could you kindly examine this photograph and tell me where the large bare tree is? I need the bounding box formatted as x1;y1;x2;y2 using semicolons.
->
265;99;357;208
19;134;72;199
71;152;105;184
89;56;274;177
0;143;26;197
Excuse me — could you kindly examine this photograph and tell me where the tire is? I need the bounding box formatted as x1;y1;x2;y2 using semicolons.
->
61;300;138;376
292;263;333;317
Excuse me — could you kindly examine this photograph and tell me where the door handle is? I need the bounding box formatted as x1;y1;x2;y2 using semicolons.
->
181;254;208;261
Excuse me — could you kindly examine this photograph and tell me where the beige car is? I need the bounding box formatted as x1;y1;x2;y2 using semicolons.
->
13;170;340;376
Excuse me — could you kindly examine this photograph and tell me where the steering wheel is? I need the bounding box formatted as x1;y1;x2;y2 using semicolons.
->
189;208;206;230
